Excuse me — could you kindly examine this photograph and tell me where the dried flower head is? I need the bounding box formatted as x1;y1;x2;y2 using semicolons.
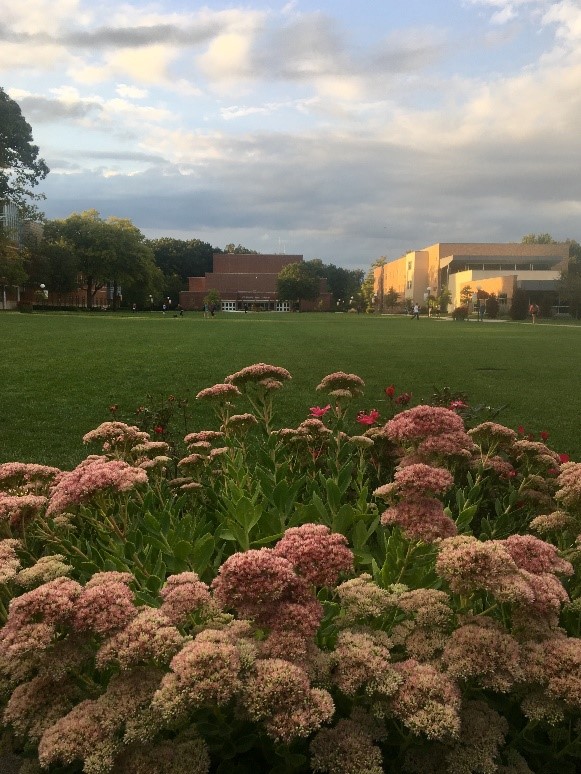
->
225;363;292;387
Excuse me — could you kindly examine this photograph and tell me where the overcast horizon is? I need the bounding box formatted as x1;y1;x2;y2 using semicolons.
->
4;0;581;270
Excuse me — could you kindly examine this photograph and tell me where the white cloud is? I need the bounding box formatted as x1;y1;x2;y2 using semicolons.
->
116;84;148;99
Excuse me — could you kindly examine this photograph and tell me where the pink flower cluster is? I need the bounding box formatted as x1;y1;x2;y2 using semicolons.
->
0;493;47;527
380;497;457;543
225;362;292;387
273;523;353;586
310;717;384;774
316;371;365;396
385;406;464;444
195;383;241;401
393;463;454;496
555;461;581;510
242;657;334;743
0;538;21;583
82;421;150;456
375;463;457;543
159;572;214;625
436;535;571;624
46;457;148;516
0;462;61;493
390;659;461;740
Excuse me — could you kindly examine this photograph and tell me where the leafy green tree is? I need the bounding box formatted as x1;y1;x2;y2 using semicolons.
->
43;210;159;309
384;286;400;308
0;88;49;216
204;289;221;309
460;285;472;307
359;268;375;312
147;238;215;284
277;262;320;306
437;285;452;314
521;233;554;244
0;225;27;290
224;243;258;254
305;259;363;305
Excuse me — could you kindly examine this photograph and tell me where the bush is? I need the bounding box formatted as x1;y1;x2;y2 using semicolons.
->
452;305;469;320
510;287;529;320
16;301;33;313
0;365;580;772
485;294;500;319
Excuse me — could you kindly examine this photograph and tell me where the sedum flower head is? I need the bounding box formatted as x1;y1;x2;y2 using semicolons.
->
273;523;353;587
0;538;21;583
225;363;291;387
390;659;462;741
95;608;187;669
195;383;241;401
159;572;214;625
310;718;384;774
0;493;47;527
394;463;454;495
16;554;72;587
46;458;147;516
316;371;365;398
385;405;464;444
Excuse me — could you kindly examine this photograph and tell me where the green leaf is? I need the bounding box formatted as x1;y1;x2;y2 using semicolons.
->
192;534;215;573
145;574;162;594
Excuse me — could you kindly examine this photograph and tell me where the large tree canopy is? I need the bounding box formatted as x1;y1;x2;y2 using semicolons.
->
277;261;320;305
0;87;49;214
147;237;216;283
43;210;161;308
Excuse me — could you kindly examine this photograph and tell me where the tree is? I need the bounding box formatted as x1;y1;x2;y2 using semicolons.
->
558;261;581;319
509;287;529;320
521;233;554;244
0;225;27;288
359;268;375;312
204;289;221;309
485;294;500;319
224;243;258;254
384;286;400;308
305;259;363;305
460;285;472;307
437;285;452;314
147;238;215;284
43;210;160;308
0;88;49;216
277;262;320;307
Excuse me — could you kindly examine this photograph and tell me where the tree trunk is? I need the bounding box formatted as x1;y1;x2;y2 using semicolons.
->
86;277;93;309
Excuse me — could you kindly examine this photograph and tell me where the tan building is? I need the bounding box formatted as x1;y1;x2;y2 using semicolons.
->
180;253;333;312
374;242;569;312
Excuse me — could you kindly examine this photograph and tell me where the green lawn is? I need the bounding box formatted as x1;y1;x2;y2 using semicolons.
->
2;310;580;468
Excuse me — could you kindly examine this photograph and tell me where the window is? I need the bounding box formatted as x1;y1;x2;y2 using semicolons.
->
406;280;412;290
221;301;237;312
275;301;290;312
408;261;412;270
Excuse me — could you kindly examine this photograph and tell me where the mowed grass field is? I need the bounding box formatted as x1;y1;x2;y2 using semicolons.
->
2;310;580;468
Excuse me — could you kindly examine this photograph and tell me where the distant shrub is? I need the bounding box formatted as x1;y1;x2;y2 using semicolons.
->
16;301;33;313
485;294;500;319
452;306;469;321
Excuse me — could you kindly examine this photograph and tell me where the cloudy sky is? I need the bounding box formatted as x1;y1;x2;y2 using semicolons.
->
3;0;581;269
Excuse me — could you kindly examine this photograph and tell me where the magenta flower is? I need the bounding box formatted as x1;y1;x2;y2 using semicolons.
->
356;409;380;426
309;405;331;418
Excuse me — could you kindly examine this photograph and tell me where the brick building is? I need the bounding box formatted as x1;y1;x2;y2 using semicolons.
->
179;253;333;312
